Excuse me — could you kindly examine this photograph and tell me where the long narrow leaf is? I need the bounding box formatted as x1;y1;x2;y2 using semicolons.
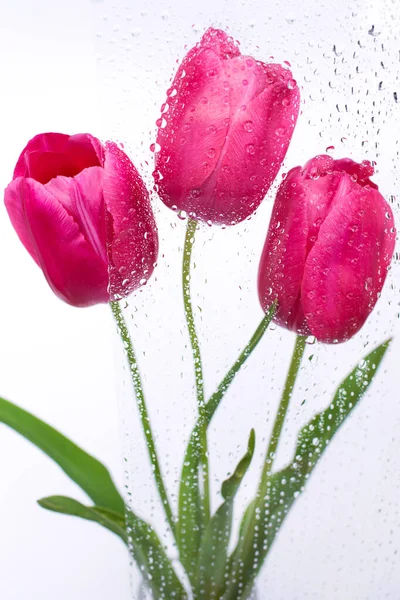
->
39;497;187;599
0;398;186;597
221;429;255;501
223;339;390;600
126;510;188;600
196;430;255;599
0;396;124;514
177;422;204;582
177;307;275;583
38;495;127;542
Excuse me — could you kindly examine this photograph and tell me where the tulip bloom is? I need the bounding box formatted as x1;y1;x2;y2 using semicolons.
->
258;155;396;343
154;27;300;225
4;133;158;307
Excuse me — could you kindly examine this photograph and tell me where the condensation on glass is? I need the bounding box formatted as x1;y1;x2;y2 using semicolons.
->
95;0;400;598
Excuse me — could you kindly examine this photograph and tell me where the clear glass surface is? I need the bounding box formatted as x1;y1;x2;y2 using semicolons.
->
96;0;400;597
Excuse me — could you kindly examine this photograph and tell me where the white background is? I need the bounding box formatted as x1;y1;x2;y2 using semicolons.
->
1;0;400;599
0;1;130;598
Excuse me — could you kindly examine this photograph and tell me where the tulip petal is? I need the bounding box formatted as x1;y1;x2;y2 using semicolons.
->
14;133;102;183
103;142;158;300
156;32;233;215
45;167;107;264
258;167;311;334
203;60;300;223
302;181;396;342
4;177;40;264
17;179;109;307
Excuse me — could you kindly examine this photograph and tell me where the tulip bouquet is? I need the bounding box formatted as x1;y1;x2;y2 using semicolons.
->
1;27;396;600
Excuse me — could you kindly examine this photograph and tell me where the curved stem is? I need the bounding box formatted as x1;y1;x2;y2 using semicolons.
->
182;219;205;410
205;302;277;423
182;218;210;521
258;334;306;497
110;301;177;539
223;334;307;599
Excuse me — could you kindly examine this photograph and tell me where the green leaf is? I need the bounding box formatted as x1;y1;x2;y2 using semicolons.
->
196;430;255;600
0;396;124;514
0;397;186;598
39;498;187;599
38;495;127;543
221;429;255;500
177;423;204;583
126;510;188;600
177;307;276;583
223;339;391;600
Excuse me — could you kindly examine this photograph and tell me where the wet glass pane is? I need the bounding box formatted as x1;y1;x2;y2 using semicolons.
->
96;0;400;597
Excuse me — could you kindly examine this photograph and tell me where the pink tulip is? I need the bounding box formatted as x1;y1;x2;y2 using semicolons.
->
258;155;396;343
154;28;300;225
4;133;158;307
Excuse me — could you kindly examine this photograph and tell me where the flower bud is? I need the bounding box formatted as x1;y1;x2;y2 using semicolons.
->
258;155;396;343
155;28;300;225
4;133;158;307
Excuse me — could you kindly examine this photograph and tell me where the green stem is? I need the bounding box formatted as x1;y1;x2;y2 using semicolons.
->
205;302;277;424
223;334;307;600
110;301;177;540
182;218;205;411
182;218;210;522
258;334;306;496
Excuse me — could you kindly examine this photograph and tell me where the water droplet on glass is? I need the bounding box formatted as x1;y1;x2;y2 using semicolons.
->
243;120;254;132
309;168;319;180
365;277;373;291
368;25;380;37
246;143;255;155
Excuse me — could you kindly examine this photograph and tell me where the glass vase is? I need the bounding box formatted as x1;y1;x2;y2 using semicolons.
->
97;0;400;597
